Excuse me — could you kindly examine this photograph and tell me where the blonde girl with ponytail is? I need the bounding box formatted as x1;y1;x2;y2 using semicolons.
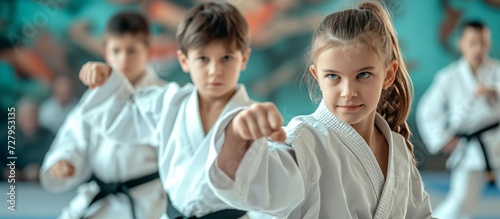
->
206;1;435;218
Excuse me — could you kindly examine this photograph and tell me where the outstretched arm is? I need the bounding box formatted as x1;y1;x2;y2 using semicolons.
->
77;61;184;146
217;102;286;179
208;103;304;218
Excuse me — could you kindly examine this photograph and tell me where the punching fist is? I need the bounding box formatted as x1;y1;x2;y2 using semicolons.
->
79;61;112;89
475;84;497;98
231;102;286;143
50;160;75;179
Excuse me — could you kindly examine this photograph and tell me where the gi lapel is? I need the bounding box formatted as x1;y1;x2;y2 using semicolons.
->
373;115;395;219
458;58;479;92
184;89;206;155
312;101;386;198
190;85;252;157
134;67;164;89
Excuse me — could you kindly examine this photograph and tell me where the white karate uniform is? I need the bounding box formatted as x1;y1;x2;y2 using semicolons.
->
78;70;273;219
40;69;167;219
207;101;435;219
417;57;500;219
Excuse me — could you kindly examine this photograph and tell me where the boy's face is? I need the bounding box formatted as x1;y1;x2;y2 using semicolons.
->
177;40;250;101
103;33;149;83
459;27;490;66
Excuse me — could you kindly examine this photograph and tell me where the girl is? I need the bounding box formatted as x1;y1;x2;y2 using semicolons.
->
207;1;435;218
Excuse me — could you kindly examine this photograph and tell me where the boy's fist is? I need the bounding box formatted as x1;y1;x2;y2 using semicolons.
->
231;102;286;142
475;84;497;98
50;160;75;179
79;61;112;89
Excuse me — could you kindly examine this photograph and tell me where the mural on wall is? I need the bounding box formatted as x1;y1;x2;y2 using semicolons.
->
439;0;463;56
485;0;500;7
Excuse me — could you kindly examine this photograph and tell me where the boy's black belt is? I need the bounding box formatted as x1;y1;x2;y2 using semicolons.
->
82;171;160;219
456;121;499;185
166;195;246;219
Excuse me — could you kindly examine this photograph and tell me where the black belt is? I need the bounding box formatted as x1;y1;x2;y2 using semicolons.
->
82;172;160;219
166;195;246;219
456;122;499;185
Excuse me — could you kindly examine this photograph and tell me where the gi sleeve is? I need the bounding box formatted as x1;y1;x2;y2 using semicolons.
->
206;109;306;218
416;71;456;154
40;105;91;192
79;69;185;146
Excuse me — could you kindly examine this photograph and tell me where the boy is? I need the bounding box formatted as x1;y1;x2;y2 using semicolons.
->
78;2;272;219
40;11;166;219
417;20;500;219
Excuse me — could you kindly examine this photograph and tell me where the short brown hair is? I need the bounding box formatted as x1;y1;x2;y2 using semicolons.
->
176;1;249;55
105;11;150;46
460;20;487;35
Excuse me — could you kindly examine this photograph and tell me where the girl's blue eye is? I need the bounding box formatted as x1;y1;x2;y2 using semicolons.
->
327;74;340;80
357;72;371;79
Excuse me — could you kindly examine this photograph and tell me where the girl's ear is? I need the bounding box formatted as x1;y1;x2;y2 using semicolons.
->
176;50;190;73
384;60;398;89
309;65;319;81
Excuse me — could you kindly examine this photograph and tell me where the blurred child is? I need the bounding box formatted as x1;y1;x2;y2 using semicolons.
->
39;75;78;134
40;12;166;219
417;20;500;219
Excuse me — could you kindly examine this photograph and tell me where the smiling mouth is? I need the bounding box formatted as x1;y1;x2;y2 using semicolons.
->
337;104;363;111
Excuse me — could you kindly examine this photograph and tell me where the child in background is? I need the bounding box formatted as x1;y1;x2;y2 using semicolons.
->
39;75;78;134
40;12;166;219
417;20;500;219
208;1;435;218
78;2;271;219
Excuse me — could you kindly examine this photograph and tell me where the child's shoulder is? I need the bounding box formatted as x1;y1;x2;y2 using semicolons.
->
488;57;500;64
136;68;168;88
389;130;414;162
389;131;407;149
437;60;461;76
131;82;195;112
486;58;500;69
136;81;193;97
432;61;463;85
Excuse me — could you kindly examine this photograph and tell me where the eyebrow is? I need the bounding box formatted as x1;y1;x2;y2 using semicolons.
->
191;50;237;56
321;66;376;74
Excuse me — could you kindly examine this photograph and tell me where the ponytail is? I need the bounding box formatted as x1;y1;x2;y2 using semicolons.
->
359;1;416;164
